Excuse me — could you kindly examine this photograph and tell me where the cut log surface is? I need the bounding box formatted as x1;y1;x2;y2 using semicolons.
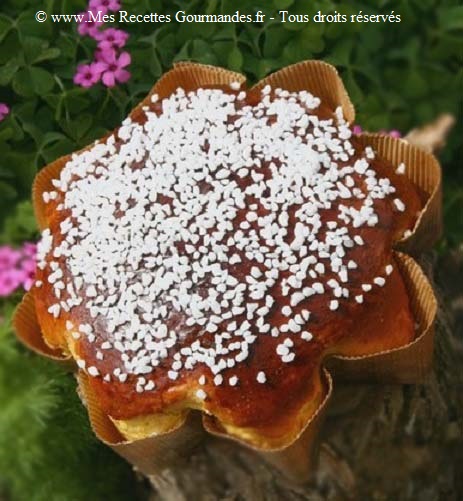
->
146;256;463;500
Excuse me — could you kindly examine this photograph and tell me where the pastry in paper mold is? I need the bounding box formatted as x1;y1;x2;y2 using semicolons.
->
14;60;440;481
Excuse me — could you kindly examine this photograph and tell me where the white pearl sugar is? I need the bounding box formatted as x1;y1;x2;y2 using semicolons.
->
36;86;404;391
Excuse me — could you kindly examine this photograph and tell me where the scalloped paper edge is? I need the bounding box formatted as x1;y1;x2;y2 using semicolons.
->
15;60;441;482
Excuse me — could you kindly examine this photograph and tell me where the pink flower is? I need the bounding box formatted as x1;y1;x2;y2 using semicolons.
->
0;103;9;122
0;242;37;296
389;129;402;138
19;243;37;291
89;0;121;12
23;277;35;292
0;246;20;270
97;49;131;87
73;62;105;88
96;28;129;50
21;242;37;258
378;129;402;138
0;103;9;121
77;10;105;38
94;47;105;62
21;261;36;291
0;269;25;297
352;125;362;135
20;258;36;276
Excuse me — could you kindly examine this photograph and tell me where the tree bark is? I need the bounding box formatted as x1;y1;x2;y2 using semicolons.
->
146;255;463;500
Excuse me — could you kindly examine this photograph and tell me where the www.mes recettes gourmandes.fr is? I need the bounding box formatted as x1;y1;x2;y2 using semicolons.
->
69;10;401;24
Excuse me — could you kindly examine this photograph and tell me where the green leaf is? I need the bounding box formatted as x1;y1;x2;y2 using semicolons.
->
59;114;93;143
227;46;243;71
0;126;14;142
19;119;43;146
150;50;163;77
47;89;90;118
244;56;282;80
298;24;325;53
12;67;55;97
281;31;317;63
273;0;294;8
22;36;50;65
439;6;463;31
41;139;76;164
190;39;218;65
343;70;364;104
55;32;79;60
3;151;36;194
156;32;177;65
0;200;37;244
0;30;21;65
325;40;353;67
263;26;292;58
38;132;68;151
0;180;17;201
3;114;25;143
0;14;13;44
401;70;429;100
32;47;61;64
16;9;53;39
205;0;220;15
11;99;37;125
0;58;19;86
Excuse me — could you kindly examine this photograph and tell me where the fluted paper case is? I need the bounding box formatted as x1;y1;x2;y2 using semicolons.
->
13;60;441;482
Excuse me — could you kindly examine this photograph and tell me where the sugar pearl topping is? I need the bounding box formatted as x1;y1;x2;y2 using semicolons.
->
37;85;405;394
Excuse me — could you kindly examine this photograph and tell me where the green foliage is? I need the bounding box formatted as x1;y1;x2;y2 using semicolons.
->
0;200;37;244
0;0;461;499
0;300;142;501
0;0;461;244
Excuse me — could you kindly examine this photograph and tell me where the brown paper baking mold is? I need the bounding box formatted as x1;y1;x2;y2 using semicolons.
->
15;60;442;482
13;290;72;367
326;252;437;383
252;59;355;123
78;372;205;476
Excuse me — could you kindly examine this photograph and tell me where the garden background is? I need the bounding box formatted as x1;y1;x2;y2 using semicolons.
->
0;0;461;499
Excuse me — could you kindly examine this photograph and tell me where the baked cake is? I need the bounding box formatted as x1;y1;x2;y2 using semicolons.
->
32;80;423;448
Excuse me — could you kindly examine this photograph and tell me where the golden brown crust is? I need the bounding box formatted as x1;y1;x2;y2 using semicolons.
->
32;79;422;448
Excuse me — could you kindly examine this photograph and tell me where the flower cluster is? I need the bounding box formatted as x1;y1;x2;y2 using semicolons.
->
73;0;131;88
0;103;9;122
0;243;36;296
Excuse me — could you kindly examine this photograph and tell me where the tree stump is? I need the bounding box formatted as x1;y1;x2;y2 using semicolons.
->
144;255;462;500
